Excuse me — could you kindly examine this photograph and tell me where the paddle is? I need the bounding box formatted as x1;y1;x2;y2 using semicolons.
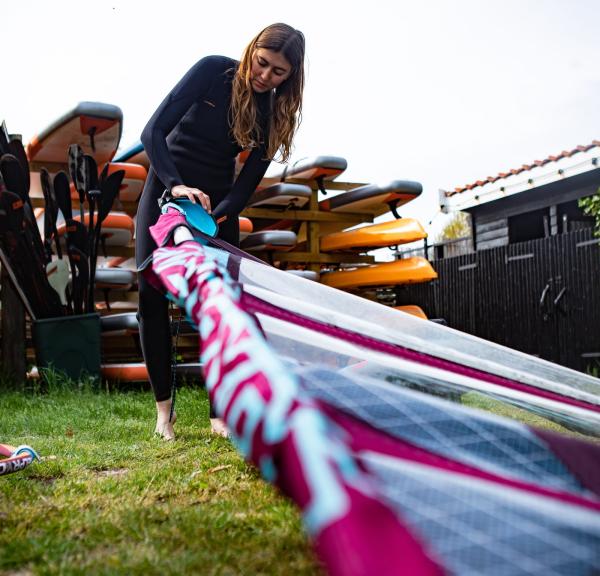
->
0;154;47;270
0;153;31;209
7;138;30;196
68;144;86;227
48;172;67;259
83;154;101;312
98;162;109;187
0;189;63;318
83;154;100;241
46;259;70;308
89;169;125;303
39;169;54;262
53;170;73;222
40;169;70;308
64;220;89;314
52;171;76;311
68;246;89;316
0;122;10;155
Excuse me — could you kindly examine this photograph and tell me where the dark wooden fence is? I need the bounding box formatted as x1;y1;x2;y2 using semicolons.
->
396;228;600;374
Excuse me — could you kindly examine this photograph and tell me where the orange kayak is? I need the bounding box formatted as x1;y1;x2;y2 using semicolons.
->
320;257;437;289
320;218;426;252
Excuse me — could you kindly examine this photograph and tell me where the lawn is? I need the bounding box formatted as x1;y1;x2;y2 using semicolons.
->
0;382;321;576
1;378;596;575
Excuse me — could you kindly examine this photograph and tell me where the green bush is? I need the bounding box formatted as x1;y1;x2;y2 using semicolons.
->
579;190;600;236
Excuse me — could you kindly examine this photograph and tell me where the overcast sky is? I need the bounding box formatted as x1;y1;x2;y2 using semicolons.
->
3;0;599;236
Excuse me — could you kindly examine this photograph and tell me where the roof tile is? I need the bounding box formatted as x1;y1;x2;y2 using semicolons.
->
452;140;599;196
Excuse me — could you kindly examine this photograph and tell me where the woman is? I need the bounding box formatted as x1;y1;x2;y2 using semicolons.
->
136;23;305;440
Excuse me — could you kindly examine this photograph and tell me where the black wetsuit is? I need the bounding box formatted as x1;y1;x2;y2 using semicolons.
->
136;55;272;403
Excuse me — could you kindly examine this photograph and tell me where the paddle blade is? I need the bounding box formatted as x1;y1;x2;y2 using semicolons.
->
53;171;72;221
64;219;89;256
0;122;10;155
0;189;25;232
68;144;86;204
0;154;28;205
7;139;30;194
47;258;70;306
98;162;109;186
83;154;99;193
99;169;125;223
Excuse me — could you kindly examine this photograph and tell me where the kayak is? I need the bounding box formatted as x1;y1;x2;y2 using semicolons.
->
321;218;427;252
320;257;437;290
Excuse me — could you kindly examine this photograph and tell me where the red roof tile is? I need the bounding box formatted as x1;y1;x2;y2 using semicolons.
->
449;140;599;196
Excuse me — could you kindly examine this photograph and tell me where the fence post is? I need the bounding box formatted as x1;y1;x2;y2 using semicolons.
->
1;266;26;387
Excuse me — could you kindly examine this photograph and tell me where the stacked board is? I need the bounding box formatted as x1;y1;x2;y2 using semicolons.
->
21;107;436;383
240;156;435;305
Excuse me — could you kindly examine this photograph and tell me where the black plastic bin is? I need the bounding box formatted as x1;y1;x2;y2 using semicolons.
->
32;313;101;381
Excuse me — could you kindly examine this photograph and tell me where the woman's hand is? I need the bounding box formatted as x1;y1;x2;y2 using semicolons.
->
171;185;212;213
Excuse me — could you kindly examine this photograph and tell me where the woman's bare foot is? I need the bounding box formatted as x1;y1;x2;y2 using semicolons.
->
155;399;177;441
210;417;229;438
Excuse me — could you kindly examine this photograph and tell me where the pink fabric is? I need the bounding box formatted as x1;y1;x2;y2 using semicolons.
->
148;208;188;247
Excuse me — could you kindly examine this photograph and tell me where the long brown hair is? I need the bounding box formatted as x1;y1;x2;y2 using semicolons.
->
231;23;305;162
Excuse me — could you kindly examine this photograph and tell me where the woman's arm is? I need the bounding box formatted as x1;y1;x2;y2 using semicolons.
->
140;56;225;192
212;144;271;219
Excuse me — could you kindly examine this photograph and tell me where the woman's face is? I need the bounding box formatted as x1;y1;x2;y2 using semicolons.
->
250;48;292;93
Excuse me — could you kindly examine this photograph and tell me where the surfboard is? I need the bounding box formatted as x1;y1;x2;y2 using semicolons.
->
257;155;348;191
254;179;423;240
320;257;437;290
247;183;312;209
320;218;427;252
240;230;297;252
56;212;134;246
274;155;348;183
26;102;123;168
320;180;422;216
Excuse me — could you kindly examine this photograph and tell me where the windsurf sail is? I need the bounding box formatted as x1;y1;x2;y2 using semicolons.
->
156;230;600;436
141;210;600;574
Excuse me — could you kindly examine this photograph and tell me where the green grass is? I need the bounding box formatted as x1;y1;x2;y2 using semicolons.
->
1;380;597;575
461;392;599;440
0;384;321;576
